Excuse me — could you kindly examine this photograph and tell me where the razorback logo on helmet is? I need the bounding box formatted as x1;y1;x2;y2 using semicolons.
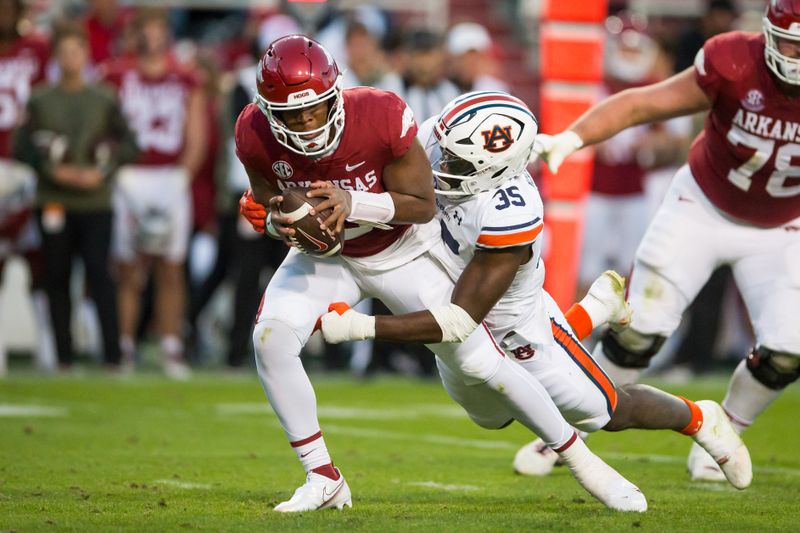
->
481;125;515;153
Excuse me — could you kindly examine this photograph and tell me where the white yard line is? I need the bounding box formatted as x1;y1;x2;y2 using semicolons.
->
217;403;465;420
0;404;67;417
407;481;481;491
153;479;212;489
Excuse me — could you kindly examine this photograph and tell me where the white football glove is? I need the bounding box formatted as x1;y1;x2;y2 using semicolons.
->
318;302;376;344
531;131;584;173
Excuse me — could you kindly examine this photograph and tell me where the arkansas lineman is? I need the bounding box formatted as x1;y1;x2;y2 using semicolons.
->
237;36;650;513
100;8;206;378
534;0;800;482
317;91;752;495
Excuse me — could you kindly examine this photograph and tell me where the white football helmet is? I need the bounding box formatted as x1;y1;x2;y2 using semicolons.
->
764;0;800;85
425;91;538;197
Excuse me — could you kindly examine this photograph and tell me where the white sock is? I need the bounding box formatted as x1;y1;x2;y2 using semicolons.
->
160;335;184;361
290;431;333;472
481;356;574;449
557;432;594;466
722;359;782;434
254;319;330;455
120;335;135;363
31;291;57;372
592;340;642;385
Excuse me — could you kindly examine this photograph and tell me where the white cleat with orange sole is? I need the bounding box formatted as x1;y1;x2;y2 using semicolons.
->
273;469;352;512
690;401;752;489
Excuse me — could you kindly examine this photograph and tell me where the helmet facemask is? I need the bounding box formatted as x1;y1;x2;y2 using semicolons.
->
255;75;345;157
764;15;800;85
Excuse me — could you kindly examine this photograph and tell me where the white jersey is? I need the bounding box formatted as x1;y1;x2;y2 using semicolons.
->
429;172;553;348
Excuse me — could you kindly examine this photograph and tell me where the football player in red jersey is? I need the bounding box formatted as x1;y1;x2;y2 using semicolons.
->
0;0;55;374
534;0;800;482
236;35;651;513
100;8;206;379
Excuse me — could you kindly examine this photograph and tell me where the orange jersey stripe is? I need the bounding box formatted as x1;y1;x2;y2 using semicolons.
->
477;224;543;247
551;320;618;414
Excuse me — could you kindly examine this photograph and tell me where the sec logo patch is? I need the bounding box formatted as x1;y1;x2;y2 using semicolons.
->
272;161;293;178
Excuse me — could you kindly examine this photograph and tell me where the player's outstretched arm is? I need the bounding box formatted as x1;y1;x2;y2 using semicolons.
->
536;68;711;173
320;247;528;344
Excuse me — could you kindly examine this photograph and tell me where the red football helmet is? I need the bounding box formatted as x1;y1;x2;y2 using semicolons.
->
255;34;344;156
764;0;800;84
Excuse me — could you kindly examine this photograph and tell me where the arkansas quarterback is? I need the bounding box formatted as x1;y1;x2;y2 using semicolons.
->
317;91;751;496
236;36;654;513
533;0;800;482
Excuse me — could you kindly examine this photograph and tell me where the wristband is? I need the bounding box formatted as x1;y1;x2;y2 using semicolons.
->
347;191;395;226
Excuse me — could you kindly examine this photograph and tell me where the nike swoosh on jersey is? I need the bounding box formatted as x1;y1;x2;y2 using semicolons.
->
345;161;365;172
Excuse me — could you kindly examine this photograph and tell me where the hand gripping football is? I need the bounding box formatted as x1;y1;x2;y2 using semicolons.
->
279;187;343;257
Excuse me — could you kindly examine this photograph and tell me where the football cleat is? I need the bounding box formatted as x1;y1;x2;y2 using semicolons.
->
690;400;752;489
559;437;647;512
587;270;632;333
513;438;559;476
687;442;726;482
163;357;192;381
274;469;352;512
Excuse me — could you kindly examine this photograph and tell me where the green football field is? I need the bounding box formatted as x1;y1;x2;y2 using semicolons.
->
1;372;798;532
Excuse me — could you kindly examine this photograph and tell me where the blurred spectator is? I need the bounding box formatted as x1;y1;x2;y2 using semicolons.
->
100;8;206;379
383;28;459;122
342;20;397;89
83;0;133;67
13;24;138;371
189;31;288;370
0;0;55;375
579;15;661;298
674;0;737;71
446;22;508;93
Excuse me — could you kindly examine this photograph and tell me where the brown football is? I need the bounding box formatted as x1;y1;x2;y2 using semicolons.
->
279;187;343;257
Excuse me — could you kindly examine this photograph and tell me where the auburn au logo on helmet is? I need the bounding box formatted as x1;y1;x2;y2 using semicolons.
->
481;125;515;153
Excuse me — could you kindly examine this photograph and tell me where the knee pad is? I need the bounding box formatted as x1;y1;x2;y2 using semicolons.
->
601;328;666;369
746;346;800;390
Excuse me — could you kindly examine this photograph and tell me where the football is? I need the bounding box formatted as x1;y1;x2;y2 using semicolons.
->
279;187;343;257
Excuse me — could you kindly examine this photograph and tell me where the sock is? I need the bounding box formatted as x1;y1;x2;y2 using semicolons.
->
677;396;704;435
482;356;574;449
565;303;593;340
290;431;337;478
160;334;184;361
722;359;782;434
120;335;135;363
591;340;642;385
31;291;57;372
556;432;595;468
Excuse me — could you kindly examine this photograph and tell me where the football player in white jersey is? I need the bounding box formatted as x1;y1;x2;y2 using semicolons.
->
318;91;752;493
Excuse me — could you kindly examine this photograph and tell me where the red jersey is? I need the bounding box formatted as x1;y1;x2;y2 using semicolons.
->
690;32;800;227
235;87;418;258
101;57;199;166
0;34;49;158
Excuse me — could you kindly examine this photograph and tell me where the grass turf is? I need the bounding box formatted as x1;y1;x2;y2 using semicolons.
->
1;372;798;532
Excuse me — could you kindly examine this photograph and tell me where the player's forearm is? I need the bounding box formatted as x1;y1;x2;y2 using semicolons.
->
374;311;443;344
386;191;436;224
570;90;651;147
